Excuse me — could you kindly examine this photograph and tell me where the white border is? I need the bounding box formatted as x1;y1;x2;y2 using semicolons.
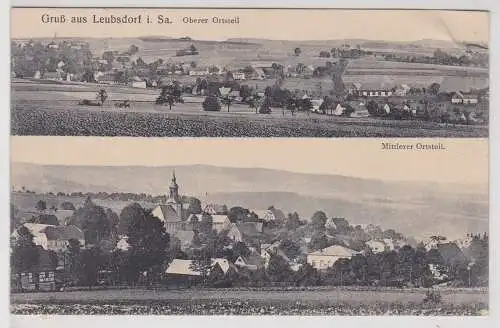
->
3;1;499;328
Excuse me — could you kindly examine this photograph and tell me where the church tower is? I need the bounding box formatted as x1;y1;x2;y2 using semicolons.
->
167;170;180;204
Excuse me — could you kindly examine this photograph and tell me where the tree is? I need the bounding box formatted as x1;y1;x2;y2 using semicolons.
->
35;214;59;225
60;201;76;210
266;254;293;282
118;203;146;236
67;197;110;245
128;44;139;54
65;238;82;277
202;95;221;111
309;232;329;251
248;94;263;114
11;226;40;272
279;239;301;260
294;47;302;56
127;208;170;281
97;89;108;105
189;44;198;53
78;246;102;289
311;211;328;231
187;197;202;214
105;208;119;237
429;83;441;96
221;94;234;112
35;200;47;212
199;213;214;237
285;212;301;230
11;204;19;233
293;263;321;286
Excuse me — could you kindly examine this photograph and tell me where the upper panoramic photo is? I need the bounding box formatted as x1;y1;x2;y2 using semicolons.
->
10;8;489;137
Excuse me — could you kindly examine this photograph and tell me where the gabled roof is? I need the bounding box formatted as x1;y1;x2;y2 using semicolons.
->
21;223;54;238
43;225;84;241
204;204;227;214
154;205;181;223
165;258;231;276
309;245;360;257
236;254;265;267
212;215;230;224
235;222;262;237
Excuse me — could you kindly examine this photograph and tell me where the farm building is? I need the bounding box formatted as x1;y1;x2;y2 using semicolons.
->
12;223;85;252
252;207;285;222
189;68;209;76
232;72;246;80
307;245;360;270
187;214;231;233
234;254;265;271
451;91;479;105
164;258;235;285
203;203;228;215
11;248;58;292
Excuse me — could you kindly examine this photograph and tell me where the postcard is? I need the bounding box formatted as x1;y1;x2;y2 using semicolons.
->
10;8;489;138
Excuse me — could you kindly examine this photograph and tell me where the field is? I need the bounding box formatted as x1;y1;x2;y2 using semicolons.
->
10;287;488;315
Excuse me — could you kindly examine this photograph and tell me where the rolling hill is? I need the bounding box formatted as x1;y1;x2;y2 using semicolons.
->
10;163;488;239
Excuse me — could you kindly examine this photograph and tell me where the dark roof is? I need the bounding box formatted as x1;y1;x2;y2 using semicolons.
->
437;243;468;266
269;208;286;221
43;225;84;241
157;205;182;222
235;222;262;238
240;254;265;267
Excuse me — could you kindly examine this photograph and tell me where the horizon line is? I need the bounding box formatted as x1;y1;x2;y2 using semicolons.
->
11;161;488;187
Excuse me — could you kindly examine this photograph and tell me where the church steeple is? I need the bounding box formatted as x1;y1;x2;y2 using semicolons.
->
167;170;180;204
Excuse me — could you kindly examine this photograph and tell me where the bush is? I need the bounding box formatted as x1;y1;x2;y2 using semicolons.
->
259;104;272;114
422;289;442;304
202;96;221;111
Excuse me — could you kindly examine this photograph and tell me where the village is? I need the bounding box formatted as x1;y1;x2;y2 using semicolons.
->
10;170;489;293
10;38;490;125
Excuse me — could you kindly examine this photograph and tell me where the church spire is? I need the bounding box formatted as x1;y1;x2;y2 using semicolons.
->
167;170;180;204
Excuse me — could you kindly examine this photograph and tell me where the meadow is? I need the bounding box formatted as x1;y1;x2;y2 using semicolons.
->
10;287;488;315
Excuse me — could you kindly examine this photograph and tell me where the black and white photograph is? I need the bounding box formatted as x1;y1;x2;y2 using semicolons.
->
10;8;489;137
9;138;489;315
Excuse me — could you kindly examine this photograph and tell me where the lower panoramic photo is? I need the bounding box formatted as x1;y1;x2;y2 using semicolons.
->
9;139;488;316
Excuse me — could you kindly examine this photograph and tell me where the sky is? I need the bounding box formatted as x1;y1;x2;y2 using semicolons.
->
11;8;490;43
10;137;489;186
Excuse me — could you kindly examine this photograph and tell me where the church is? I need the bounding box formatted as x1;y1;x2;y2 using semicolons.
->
151;171;189;235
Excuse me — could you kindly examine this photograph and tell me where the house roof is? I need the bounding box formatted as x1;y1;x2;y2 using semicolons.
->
165;259;201;276
212;215;230;224
165;258;231;276
235;222;262;237
204;204;227;214
43;225;84;241
22;223;54;237
237;254;265;267
269;208;286;221
154;205;181;222
309;245;360;257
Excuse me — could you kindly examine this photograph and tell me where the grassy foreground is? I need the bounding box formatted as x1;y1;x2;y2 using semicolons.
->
11;107;488;137
10;288;488;315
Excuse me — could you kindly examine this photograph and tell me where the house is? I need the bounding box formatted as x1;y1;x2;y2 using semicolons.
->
47;41;59;49
151;171;189;235
13;223;85;252
187;214;231;233
11;249;57;292
248;67;266;80
226;222;262;244
189;68;209;76
346;82;362;95
232;72;246;80
451;91;479;105
332;103;345;116
116;235;131;251
165;258;234;280
307;245;360;270
203;204;228;215
325;218;337;230
395;84;411;96
253;208;285;222
234;254;265;271
348;101;370;118
261;243;291;268
131;80;147;89
365;240;386;254
311;99;324;112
